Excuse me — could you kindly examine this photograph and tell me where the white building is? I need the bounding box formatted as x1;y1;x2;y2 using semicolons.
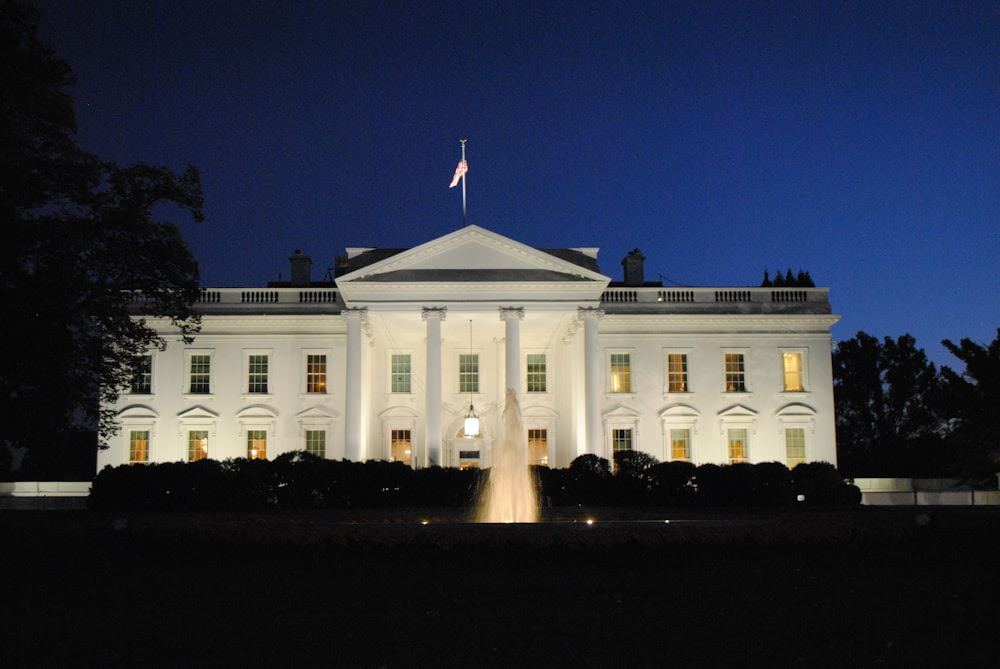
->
100;225;840;472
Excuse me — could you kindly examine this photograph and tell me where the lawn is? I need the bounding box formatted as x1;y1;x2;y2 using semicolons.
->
4;506;999;667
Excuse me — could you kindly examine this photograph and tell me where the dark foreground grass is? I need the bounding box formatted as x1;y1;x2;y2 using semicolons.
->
4;506;1000;668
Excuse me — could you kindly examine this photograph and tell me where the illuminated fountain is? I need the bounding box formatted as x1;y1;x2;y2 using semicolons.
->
475;388;539;523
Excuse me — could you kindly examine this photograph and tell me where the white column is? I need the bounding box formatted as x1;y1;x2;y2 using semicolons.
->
499;307;524;396
422;307;446;467
579;307;604;458
343;307;367;461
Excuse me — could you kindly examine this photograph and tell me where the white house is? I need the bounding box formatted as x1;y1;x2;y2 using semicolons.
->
100;225;840;472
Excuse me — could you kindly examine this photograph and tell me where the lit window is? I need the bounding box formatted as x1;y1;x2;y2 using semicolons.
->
785;427;806;468
783;352;804;392
459;354;479;393
390;429;412;466
129;430;149;464
527;354;547;393
130;355;152;394
728;428;748;463
188;430;208;462
248;355;269;393
305;430;325;458
391;354;411;393
247;430;267;459
610;353;631;393
306;354;327;393
667;353;688;393
189;355;211;394
528;428;548;466
670;428;690;462
725;353;746;392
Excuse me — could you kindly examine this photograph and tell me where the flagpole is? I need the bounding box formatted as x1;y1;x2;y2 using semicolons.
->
460;139;467;227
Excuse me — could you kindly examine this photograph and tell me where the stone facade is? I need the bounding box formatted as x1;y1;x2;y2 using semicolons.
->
99;225;840;471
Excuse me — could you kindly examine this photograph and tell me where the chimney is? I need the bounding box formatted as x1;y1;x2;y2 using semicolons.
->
622;248;645;286
289;249;312;287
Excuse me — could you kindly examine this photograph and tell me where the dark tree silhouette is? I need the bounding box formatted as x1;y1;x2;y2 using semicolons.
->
939;329;1000;478
833;332;944;476
1;1;204;477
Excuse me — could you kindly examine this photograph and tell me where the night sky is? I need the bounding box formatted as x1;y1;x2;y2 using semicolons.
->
34;0;999;367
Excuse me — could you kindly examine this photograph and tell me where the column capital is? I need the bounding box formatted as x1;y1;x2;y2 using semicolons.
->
498;306;525;321
577;306;605;320
421;306;447;322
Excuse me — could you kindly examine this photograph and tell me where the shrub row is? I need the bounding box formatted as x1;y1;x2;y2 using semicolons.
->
89;451;860;512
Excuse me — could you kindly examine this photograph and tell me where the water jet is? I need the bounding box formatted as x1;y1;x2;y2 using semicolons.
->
475;388;539;523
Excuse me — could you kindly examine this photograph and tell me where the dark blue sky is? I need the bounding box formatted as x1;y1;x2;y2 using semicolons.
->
36;0;999;366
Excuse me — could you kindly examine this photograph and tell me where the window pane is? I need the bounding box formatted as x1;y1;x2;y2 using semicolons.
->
188;430;208;461
189;355;210;394
130;355;152;394
391;354;411;393
129;430;149;464
459;354;479;393
526;354;547;393
528;428;548;466
391;429;412;466
783;353;804;392
307;354;327;393
610;353;631;393
667;353;687;393
670;428;690;462
612;428;633;452
725;353;746;392
248;355;269;393
786;427;806;468
247;430;267;459
305;430;325;458
728;428;748;463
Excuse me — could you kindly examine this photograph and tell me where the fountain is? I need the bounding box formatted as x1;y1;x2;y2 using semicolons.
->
475;388;539;523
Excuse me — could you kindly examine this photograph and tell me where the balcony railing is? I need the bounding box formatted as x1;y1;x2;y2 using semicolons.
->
128;288;341;312
600;286;830;312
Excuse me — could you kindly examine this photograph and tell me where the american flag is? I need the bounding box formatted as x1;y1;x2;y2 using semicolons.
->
449;160;468;188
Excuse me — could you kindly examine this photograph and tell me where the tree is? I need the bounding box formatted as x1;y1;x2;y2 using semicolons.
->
832;332;944;476
1;1;204;477
939;329;1000;478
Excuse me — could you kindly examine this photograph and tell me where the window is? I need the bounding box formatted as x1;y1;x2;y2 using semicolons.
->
785;427;806;468
670;428;691;462
527;354;547;393
612;428;633;453
129;430;149;464
247;430;267;459
782;352;804;392
728;428;748;463
610;353;631;393
188;430;209;462
306;354;327;393
667;353;688;393
528;428;548;466
724;353;746;392
248;354;269;393
189;354;211;394
391;354;411;393
130;355;152;394
390;429;411;466
305;430;326;458
459;353;479;393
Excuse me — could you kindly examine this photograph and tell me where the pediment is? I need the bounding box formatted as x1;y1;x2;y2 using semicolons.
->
177;405;219;420
776;402;816;417
236;404;278;419
718;404;758;418
659;403;700;419
296;406;339;420
118;404;159;419
603;405;640;419
336;225;610;305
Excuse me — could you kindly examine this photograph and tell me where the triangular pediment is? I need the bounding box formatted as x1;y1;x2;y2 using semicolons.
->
336;225;610;306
